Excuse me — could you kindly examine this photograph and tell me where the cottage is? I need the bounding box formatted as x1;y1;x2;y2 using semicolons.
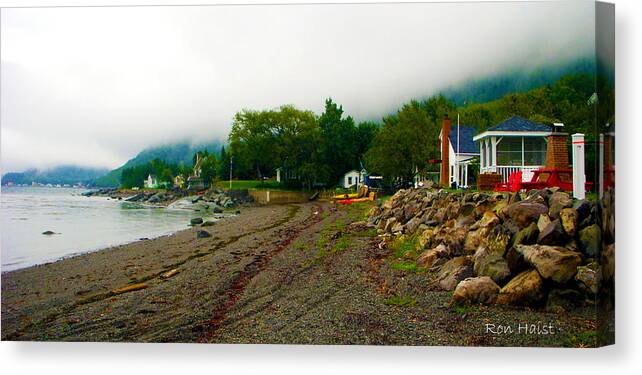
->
473;115;552;182
439;120;479;189
143;174;158;189
342;169;365;189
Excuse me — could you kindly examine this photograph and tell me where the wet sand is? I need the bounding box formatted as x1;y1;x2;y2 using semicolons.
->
1;201;597;346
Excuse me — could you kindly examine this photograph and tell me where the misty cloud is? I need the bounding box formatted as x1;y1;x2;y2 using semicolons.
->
1;1;594;172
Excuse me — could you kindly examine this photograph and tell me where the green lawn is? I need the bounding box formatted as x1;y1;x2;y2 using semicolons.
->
213;180;287;191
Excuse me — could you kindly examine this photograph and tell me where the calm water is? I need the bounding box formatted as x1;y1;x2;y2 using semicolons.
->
1;186;203;272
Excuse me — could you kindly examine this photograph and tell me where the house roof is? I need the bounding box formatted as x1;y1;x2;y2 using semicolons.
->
448;125;479;155
488;115;551;132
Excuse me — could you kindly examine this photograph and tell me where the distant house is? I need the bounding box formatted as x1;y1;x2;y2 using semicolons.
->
473;115;552;182
144;174;158;189
342;169;364;189
276;167;298;184
439;124;480;188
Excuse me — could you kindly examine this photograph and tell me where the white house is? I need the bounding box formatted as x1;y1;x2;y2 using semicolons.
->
276;167;298;183
144;174;158;189
439;124;480;188
342;169;364;189
473;115;552;182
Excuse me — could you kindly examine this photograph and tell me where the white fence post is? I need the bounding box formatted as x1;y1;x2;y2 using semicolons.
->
572;133;586;200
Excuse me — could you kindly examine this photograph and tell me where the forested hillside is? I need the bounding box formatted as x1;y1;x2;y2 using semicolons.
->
93;140;222;187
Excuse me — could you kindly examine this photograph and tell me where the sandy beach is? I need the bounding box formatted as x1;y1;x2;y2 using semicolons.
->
1;201;597;345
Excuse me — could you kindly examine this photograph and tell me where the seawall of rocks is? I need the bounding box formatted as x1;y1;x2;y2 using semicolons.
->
368;187;615;312
82;187;254;210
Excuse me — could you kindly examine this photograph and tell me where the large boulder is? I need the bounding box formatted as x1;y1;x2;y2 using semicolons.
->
437;256;473;291
463;211;500;253
452;277;500;305
559;208;579;236
512;222;539;246
473;248;511;284
514;244;581;283
548;191;573;219
537;214;552;232
575;262;600;295
190;217;204;225
196;230;212;238
416;244;449;269
578;224;602;259
417;228;435;249
499;201;549;229
496;269;545;306
537;219;566;245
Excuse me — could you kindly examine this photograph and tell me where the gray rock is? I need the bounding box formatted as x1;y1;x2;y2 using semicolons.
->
499;201;549;229
196;230;212;239
575;262;600;295
559;208;579;236
497;269;544;306
548;191;572;219
578;224;601;258
537;219;566;245
452;276;500;305
514;244;581;283
190;217;204;226
437;256;474;291
513;222;539;246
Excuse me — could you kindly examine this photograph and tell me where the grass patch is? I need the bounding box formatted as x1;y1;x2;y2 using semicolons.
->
389;234;420;260
331;235;352;253
390;261;421;273
384;295;417;307
354;227;377;238
566;330;598;348
292;240;310;252
213;180;293;191
451;305;474;315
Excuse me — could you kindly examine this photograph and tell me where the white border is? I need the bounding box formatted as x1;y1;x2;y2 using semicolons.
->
1;1;640;374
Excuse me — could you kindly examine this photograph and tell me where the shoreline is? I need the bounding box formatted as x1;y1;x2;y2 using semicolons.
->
1;203;312;341
2;197;600;346
1;201;244;276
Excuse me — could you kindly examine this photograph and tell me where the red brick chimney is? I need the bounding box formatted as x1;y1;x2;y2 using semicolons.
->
545;129;570;169
440;115;451;187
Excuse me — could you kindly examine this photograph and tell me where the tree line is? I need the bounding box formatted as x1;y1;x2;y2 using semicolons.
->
118;72;614;190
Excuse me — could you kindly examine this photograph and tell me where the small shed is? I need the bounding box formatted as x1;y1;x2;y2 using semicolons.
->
342;170;363;189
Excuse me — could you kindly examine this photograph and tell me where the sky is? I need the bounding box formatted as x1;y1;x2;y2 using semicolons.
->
1;0;595;172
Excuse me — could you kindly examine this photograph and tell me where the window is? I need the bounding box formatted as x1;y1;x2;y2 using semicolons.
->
524;137;546;166
348;176;352;185
497;137;522;166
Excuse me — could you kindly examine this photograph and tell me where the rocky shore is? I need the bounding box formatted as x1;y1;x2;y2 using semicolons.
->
368;187;615;341
82;187;254;211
